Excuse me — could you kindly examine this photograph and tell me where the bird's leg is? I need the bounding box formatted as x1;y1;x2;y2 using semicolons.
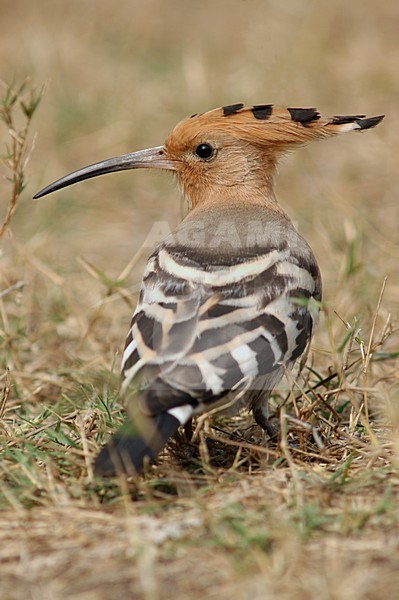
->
183;418;194;441
252;402;279;441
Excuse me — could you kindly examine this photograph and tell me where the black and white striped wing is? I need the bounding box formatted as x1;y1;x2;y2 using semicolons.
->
120;241;321;416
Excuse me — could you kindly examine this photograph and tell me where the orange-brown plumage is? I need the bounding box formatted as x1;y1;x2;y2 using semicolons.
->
163;104;384;208
165;104;383;151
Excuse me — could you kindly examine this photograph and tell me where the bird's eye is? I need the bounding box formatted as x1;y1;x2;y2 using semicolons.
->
194;143;215;160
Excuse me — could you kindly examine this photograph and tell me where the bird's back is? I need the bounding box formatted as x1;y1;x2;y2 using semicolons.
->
121;201;321;417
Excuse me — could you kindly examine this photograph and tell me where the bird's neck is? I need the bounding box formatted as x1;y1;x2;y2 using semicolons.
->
185;181;286;217
170;185;294;259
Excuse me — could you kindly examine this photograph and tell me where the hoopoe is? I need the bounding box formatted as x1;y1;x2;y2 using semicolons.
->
34;103;384;476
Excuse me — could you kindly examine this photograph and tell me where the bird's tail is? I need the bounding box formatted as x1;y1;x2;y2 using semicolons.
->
94;404;193;477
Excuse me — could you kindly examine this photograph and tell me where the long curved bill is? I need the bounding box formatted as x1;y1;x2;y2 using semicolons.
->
33;146;175;199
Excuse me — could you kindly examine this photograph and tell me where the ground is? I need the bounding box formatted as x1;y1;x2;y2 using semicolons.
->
1;1;399;599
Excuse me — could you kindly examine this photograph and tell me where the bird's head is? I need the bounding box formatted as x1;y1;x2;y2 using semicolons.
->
34;103;384;207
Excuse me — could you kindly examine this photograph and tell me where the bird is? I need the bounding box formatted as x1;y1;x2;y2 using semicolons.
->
34;103;384;476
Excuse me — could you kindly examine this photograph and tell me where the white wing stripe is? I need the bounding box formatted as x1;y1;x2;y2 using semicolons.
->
276;261;315;290
260;330;284;362
158;248;290;286
231;345;259;378
198;307;263;332
121;338;137;370
195;358;225;394
141;303;177;324
121;358;146;392
191;327;265;362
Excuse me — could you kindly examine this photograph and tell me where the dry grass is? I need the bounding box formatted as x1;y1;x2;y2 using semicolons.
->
1;0;399;598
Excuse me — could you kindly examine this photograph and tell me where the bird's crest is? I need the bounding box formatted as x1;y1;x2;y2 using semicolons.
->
167;102;384;150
